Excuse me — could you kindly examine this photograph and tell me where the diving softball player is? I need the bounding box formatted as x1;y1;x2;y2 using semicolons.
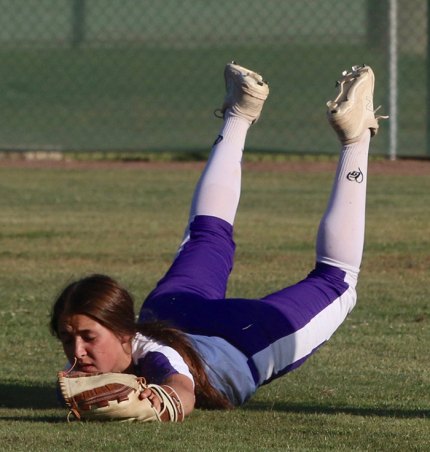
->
52;62;387;417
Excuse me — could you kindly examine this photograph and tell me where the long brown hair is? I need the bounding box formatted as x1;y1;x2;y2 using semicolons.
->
50;274;232;409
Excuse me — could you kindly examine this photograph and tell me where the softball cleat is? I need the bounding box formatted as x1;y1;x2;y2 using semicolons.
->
326;64;388;144
216;61;269;124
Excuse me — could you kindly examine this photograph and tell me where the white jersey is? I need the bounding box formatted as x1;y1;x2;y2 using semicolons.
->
131;333;194;384
187;334;256;405
131;332;256;405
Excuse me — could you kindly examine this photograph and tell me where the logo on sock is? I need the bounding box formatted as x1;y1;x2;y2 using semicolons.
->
347;167;364;183
213;134;224;146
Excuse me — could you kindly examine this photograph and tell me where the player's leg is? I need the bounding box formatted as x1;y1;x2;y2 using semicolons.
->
183;62;269;234
251;66;387;385
318;64;387;287
143;63;269;304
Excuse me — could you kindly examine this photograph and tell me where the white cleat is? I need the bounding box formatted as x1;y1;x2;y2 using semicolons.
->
217;61;269;124
327;64;388;144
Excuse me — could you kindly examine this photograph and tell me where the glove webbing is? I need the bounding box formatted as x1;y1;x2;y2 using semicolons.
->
70;383;135;412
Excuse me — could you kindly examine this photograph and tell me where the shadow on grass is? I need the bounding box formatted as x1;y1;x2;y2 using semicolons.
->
0;381;66;422
0;415;65;423
245;401;429;419
1;381;428;422
0;381;59;409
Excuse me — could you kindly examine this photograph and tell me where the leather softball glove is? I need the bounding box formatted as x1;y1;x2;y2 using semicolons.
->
57;371;184;422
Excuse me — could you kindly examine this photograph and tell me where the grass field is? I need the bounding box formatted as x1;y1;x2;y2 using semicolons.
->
0;42;426;157
0;44;391;153
0;157;429;451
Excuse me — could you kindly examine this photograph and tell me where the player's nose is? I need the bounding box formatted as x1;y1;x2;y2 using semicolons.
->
73;338;87;358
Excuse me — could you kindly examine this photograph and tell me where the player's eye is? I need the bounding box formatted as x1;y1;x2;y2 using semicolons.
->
60;337;73;346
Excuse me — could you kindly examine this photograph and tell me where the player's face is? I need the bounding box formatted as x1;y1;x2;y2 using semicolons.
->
57;313;133;373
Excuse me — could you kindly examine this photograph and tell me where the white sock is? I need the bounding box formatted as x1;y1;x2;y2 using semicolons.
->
316;131;371;286
176;115;249;252
187;114;250;226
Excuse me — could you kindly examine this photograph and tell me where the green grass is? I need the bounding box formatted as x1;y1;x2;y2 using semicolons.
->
0;160;429;451
0;42;410;156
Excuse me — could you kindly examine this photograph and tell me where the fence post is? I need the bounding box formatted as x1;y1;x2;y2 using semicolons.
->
427;0;430;156
71;0;86;47
389;0;398;160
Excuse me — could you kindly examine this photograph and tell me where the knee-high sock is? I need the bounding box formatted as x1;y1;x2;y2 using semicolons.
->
177;115;249;250
189;114;250;221
316;131;371;287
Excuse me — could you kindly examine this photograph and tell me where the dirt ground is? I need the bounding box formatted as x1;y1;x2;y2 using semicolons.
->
0;153;430;176
0;155;429;176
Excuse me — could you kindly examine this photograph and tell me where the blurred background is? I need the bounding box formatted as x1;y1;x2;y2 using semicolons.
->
0;0;427;157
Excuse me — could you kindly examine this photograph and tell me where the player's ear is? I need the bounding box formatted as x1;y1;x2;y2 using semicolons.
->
119;334;133;353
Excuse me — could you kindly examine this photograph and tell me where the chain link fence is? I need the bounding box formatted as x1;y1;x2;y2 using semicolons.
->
0;0;427;157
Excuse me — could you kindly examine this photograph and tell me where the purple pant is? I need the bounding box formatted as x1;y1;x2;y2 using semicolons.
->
140;215;352;386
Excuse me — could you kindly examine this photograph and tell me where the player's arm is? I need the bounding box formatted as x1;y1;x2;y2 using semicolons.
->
163;373;195;415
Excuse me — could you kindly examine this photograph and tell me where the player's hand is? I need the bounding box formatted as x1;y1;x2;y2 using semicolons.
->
139;386;162;412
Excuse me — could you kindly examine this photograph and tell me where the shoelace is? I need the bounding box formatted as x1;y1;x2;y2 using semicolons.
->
374;105;389;121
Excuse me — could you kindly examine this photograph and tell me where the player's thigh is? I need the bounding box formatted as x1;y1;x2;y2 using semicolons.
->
147;215;236;300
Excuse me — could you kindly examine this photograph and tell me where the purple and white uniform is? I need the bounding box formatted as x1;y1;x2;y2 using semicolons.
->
136;113;371;406
138;215;357;405
131;333;193;384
